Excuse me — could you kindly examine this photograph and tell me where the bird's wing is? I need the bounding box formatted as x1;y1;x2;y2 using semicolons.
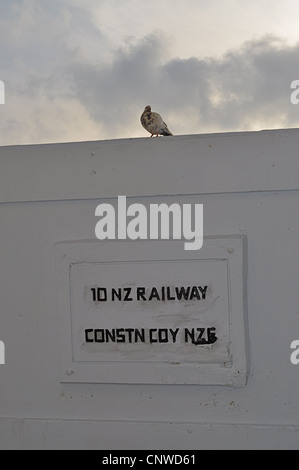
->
151;112;164;127
142;112;163;134
141;109;173;136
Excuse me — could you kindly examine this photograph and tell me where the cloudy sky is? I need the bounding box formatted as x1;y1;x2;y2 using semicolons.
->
1;0;299;145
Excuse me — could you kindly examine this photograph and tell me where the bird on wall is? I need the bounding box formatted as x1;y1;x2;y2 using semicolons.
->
140;105;173;137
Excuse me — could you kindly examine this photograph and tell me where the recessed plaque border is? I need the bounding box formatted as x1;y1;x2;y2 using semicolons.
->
54;236;248;386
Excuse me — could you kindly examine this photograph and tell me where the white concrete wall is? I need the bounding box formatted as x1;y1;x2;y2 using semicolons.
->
0;129;299;449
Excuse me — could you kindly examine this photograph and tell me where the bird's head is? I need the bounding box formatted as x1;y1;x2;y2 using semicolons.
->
144;105;151;112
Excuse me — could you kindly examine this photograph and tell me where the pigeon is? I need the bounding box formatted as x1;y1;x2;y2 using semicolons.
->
140;105;173;137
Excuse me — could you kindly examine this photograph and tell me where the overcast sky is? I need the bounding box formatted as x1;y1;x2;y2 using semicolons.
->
1;0;299;145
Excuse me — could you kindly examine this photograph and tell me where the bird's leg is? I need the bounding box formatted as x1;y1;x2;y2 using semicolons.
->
150;134;154;137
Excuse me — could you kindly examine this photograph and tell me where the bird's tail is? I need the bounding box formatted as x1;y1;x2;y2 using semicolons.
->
160;129;173;136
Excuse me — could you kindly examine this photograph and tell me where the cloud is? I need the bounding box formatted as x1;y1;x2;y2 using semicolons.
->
70;33;171;134
1;1;299;145
70;33;299;138
0;1;106;144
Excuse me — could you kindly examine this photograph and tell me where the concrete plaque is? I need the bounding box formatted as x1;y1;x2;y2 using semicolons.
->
55;236;248;385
